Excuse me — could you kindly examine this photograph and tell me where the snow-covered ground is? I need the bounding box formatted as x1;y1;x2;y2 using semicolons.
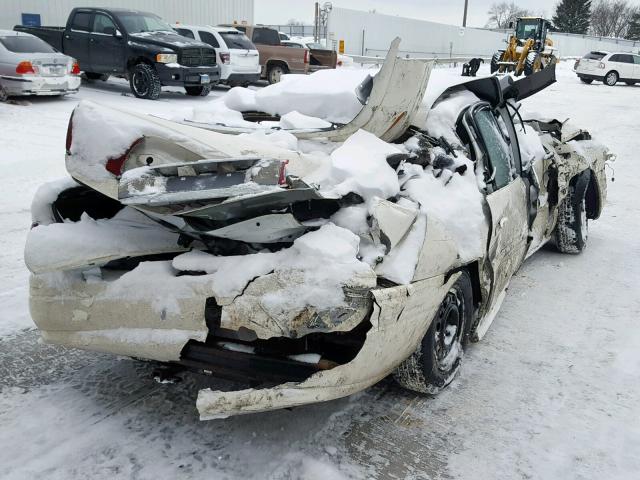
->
1;62;639;479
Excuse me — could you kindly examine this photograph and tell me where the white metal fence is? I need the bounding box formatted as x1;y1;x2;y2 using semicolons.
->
0;0;254;30
327;8;640;59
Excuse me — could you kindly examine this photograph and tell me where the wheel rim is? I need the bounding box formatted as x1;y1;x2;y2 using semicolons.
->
271;67;282;83
606;73;617;85
133;70;150;96
433;287;465;371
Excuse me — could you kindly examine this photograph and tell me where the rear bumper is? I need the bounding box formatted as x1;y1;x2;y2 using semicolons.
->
224;72;261;84
576;72;604;81
1;74;80;96
156;63;221;86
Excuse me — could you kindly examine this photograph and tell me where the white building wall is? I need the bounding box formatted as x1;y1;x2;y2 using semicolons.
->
327;8;640;59
0;0;254;30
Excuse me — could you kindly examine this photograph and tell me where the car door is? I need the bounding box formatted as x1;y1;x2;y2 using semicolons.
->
633;55;640;81
89;12;124;73
64;10;93;71
609;54;632;79
469;104;529;306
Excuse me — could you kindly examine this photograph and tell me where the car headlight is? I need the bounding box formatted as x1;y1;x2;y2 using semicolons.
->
156;53;178;64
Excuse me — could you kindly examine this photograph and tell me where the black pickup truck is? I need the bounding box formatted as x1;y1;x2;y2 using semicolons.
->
15;7;220;100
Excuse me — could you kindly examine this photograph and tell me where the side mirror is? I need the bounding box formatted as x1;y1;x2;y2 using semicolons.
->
114;29;123;38
508;21;514;29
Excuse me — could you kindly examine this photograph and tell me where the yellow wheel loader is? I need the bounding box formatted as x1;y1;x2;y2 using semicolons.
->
490;17;558;77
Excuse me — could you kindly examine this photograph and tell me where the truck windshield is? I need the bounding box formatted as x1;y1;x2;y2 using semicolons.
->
219;32;254;50
516;20;539;40
114;12;174;34
0;35;56;53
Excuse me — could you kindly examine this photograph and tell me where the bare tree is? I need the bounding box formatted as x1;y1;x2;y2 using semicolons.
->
486;2;531;29
590;0;639;38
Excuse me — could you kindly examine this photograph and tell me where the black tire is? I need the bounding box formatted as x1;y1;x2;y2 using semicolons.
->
580;77;594;84
555;184;588;254
625;81;636;86
394;271;473;395
524;52;540;76
185;85;212;96
490;50;503;74
0;86;7;103
267;64;287;84
129;63;162;100
604;71;618;86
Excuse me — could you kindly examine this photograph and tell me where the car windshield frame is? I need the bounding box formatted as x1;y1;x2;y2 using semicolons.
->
114;12;175;34
0;35;57;54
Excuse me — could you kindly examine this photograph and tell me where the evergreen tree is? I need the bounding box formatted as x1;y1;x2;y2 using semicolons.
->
552;0;591;34
628;12;640;40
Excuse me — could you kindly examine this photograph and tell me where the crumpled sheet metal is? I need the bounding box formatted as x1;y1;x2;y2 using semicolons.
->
196;272;459;420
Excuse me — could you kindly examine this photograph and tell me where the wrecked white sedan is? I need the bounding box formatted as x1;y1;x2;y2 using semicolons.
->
25;42;612;419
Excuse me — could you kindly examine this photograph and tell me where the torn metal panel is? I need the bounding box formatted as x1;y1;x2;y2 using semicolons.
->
197;274;458;419
29;269;209;362
219;269;377;339
369;198;418;253
204;213;307;243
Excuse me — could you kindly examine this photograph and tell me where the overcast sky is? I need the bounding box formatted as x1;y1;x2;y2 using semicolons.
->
255;0;560;29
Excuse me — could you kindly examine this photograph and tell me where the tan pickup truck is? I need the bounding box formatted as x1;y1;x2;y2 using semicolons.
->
228;25;308;83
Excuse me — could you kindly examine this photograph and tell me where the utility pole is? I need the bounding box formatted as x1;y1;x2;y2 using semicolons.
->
462;0;469;27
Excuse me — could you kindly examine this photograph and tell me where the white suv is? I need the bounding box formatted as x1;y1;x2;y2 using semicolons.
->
174;25;260;87
574;51;640;86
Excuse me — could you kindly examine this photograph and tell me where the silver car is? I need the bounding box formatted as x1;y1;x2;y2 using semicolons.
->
0;30;81;99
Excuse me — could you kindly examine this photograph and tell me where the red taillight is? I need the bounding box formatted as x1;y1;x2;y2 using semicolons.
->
278;160;289;186
16;61;35;75
71;62;81;75
105;137;144;177
304;49;309;64
220;52;230;64
65;111;74;153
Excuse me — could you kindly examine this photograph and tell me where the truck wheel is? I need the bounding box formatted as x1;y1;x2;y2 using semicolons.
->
129;63;162;100
604;71;618;86
393;271;473;395
185;85;212;96
490;50;503;74
524;52;541;76
555;184;588;254
580;77;593;84
267;64;287;84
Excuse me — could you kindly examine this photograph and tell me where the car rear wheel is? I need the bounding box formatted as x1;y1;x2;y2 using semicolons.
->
185;85;212;96
393;271;473;395
555;184;589;254
0;86;7;102
129;63;162;100
580;77;593;84
267;64;287;84
604;71;618;86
